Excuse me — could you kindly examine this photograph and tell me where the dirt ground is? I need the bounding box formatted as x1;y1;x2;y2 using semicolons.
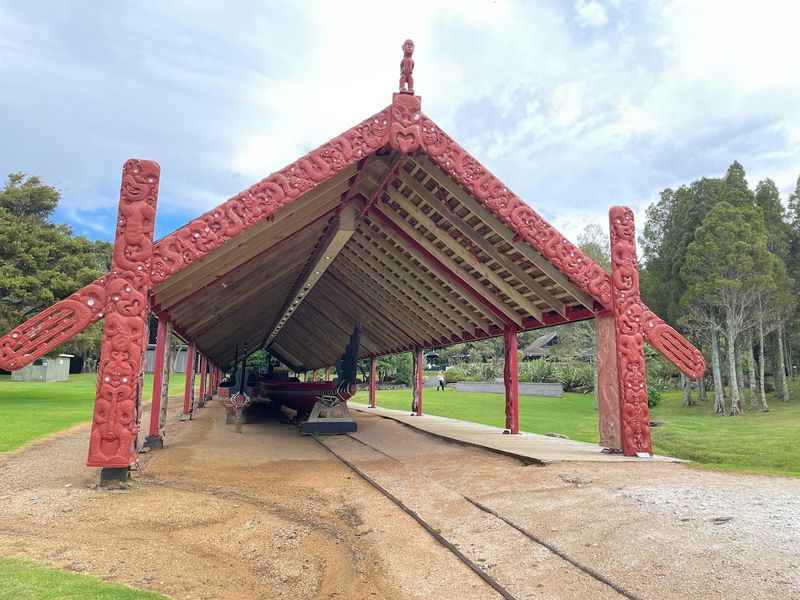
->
1;400;798;600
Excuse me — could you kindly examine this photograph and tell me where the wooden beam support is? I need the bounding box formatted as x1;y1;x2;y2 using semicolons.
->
414;156;596;310
340;247;468;339
324;271;420;348
503;325;520;434
398;169;568;317
383;183;544;321
369;205;523;328
265;202;362;346
332;257;456;343
369;355;377;408
183;342;195;418
354;223;492;332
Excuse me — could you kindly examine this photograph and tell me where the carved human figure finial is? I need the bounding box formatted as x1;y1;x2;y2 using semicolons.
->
399;39;415;94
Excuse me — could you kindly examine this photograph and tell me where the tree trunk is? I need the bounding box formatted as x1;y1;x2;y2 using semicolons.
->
777;322;790;402
699;377;707;402
758;306;768;411
747;331;759;409
726;311;741;416
735;340;745;404
711;330;725;415
681;373;695;407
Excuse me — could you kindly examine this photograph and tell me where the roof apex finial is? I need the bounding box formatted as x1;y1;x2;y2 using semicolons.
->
399;38;415;94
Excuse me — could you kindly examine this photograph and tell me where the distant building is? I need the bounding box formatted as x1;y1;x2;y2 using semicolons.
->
144;344;190;373
522;332;559;361
11;354;73;382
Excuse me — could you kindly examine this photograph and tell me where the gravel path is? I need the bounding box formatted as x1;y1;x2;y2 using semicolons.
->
1;402;798;599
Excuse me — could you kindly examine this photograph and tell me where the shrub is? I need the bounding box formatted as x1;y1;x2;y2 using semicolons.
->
647;381;665;408
444;367;465;383
519;359;556;383
556;363;594;392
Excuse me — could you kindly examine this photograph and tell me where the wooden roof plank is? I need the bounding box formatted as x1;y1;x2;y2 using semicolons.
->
398;169;568;317
413;156;597;309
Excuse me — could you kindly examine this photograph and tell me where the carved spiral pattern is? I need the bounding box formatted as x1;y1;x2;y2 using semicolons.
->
149;109;392;283
87;159;160;468
0;277;108;371
609;206;651;455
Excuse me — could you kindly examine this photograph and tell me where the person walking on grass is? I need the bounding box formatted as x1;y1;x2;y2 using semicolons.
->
437;370;446;391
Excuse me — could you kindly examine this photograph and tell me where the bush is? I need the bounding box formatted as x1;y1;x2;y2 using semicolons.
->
519;360;556;383
556;363;594;392
647;381;664;408
444;367;465;383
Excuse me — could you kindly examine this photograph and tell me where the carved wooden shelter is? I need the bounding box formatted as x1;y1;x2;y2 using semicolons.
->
0;41;705;478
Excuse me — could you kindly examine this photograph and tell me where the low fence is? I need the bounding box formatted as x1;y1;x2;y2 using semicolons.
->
357;380;563;397
452;381;563;397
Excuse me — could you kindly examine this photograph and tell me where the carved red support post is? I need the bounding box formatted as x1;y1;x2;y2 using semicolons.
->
413;348;424;416
596;311;622;450
182;342;195;420
145;315;170;449
86;160;160;479
369;355;377;408
503;326;520;434
609;207;652;457
198;355;207;408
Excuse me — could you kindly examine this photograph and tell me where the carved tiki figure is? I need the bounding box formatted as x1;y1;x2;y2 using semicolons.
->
399;39;415;93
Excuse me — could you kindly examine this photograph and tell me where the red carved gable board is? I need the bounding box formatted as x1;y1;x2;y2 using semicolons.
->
0;94;704;379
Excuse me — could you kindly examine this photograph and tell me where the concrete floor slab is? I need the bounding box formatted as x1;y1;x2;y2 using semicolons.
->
349;402;684;464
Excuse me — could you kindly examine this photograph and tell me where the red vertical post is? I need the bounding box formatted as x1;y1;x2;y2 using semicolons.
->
414;348;424;416
183;342;195;419
369;355;377;408
503;326;520;434
609;206;652;456
146;316;169;448
198;355;207;407
86;160;160;480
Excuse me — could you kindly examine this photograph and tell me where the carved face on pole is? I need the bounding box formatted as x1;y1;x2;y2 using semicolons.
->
403;39;414;57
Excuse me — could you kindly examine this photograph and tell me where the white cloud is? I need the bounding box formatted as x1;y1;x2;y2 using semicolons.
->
1;0;799;245
574;0;609;28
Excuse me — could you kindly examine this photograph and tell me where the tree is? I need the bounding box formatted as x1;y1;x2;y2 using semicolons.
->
0;173;112;361
682;202;774;415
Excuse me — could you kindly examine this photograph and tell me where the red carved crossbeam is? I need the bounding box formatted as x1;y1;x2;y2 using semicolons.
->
86;160;160;468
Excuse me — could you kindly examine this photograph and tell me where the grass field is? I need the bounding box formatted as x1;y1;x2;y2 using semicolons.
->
353;386;800;477
0;557;166;600
0;372;188;453
2;370;798;477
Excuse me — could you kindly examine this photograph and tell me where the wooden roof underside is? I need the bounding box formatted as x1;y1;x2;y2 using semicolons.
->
152;151;598;369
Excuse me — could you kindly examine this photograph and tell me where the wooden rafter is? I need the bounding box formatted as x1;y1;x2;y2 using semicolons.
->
337;249;465;339
310;278;409;351
353;223;493;332
383;183;545;321
414;156;596;310
397;168;569;317
264;202;362;346
369;205;524;328
331;257;453;343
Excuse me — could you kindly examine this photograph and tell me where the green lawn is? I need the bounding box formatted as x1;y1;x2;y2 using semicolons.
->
354;386;800;477
0;372;189;453
0;557;166;599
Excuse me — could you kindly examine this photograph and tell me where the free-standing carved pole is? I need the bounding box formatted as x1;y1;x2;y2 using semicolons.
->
86;160;160;475
609;207;652;456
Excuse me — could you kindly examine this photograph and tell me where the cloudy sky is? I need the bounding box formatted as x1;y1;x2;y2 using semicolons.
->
1;0;799;242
